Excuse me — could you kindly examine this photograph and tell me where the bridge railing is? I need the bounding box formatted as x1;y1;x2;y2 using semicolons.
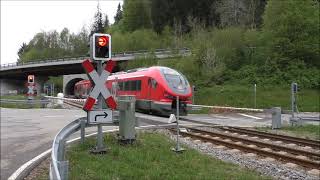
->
0;48;190;69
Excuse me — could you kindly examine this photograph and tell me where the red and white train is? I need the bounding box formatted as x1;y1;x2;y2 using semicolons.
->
74;66;192;116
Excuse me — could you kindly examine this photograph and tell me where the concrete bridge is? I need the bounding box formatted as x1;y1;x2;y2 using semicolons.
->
0;48;191;95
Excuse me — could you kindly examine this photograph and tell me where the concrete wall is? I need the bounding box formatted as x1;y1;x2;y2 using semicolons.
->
63;74;88;96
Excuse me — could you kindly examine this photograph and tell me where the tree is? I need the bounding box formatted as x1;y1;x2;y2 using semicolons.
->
122;0;152;32
90;3;104;36
114;3;123;24
17;43;28;61
151;0;169;33
104;14;110;30
262;0;319;67
214;0;266;28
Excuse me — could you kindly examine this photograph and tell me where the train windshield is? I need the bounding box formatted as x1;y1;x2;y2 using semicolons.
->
160;67;190;94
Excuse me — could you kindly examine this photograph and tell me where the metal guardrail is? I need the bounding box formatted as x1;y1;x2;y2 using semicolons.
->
188;104;264;112
0;99;51;104
45;96;86;103
0;48;191;69
50;117;85;180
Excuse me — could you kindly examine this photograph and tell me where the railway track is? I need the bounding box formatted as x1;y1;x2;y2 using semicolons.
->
64;100;83;109
176;127;320;170
219;126;320;149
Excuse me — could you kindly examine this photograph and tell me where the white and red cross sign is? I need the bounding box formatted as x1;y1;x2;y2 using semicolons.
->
82;59;117;111
26;83;35;96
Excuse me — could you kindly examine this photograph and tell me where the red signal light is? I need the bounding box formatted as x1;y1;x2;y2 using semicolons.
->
92;33;111;60
28;75;34;83
97;36;108;47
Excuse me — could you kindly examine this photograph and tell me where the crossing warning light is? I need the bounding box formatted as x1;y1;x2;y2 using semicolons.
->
28;75;34;83
92;33;111;61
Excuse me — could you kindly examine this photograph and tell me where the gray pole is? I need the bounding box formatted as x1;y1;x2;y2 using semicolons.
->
88;35;106;153
96;61;105;152
254;84;256;108
192;85;195;104
291;83;295;118
172;96;185;153
176;96;180;150
52;83;55;97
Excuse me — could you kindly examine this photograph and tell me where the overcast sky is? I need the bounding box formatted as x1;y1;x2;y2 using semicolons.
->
1;0;123;64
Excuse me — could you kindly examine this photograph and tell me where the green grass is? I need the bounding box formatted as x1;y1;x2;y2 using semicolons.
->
256;124;320;140
68;132;270;180
194;85;319;112
0;94;42;109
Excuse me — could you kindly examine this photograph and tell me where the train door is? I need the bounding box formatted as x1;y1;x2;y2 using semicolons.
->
147;78;158;113
148;78;158;100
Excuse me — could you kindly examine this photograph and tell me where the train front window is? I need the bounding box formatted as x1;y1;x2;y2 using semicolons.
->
161;67;190;94
162;69;187;89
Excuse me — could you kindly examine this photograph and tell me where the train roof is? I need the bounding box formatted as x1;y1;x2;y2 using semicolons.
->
108;66;172;80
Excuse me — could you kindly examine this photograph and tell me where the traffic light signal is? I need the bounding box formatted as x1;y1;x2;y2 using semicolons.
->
28;75;34;83
92;33;111;61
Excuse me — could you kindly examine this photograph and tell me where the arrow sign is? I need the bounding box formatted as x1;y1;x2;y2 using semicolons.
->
95;112;108;121
88;110;113;124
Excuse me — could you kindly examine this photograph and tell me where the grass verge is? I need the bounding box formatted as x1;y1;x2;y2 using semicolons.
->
193;85;319;112
256;124;320;140
68;132;269;179
0;95;42;109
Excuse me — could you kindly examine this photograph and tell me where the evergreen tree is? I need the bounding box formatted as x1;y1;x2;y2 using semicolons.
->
151;0;169;33
114;3;123;24
17;43;28;61
90;3;104;36
104;14;110;30
122;0;151;32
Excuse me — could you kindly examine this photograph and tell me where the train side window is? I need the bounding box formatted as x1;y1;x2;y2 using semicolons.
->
137;80;141;91
118;82;122;91
124;81;130;91
151;79;157;89
129;81;137;91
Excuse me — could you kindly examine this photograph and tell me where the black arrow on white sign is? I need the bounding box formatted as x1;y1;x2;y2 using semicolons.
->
95;112;108;121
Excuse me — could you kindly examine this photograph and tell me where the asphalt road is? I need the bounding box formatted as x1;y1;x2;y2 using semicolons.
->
0;108;160;180
0;108;88;180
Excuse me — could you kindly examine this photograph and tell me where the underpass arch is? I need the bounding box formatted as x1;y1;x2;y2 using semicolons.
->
64;78;85;96
63;74;89;97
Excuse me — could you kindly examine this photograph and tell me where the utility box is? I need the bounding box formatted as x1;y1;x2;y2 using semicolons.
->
118;95;136;143
272;107;281;129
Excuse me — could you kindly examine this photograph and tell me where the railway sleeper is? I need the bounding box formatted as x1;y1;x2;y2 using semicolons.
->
186;127;320;160
179;131;320;170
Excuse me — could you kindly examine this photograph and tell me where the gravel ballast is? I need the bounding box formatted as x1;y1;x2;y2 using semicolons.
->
162;129;319;180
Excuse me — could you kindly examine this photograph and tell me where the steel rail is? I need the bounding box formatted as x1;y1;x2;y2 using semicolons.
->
64;101;83;109
188;104;264;112
221;127;320;149
188;127;320;158
179;131;320;169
